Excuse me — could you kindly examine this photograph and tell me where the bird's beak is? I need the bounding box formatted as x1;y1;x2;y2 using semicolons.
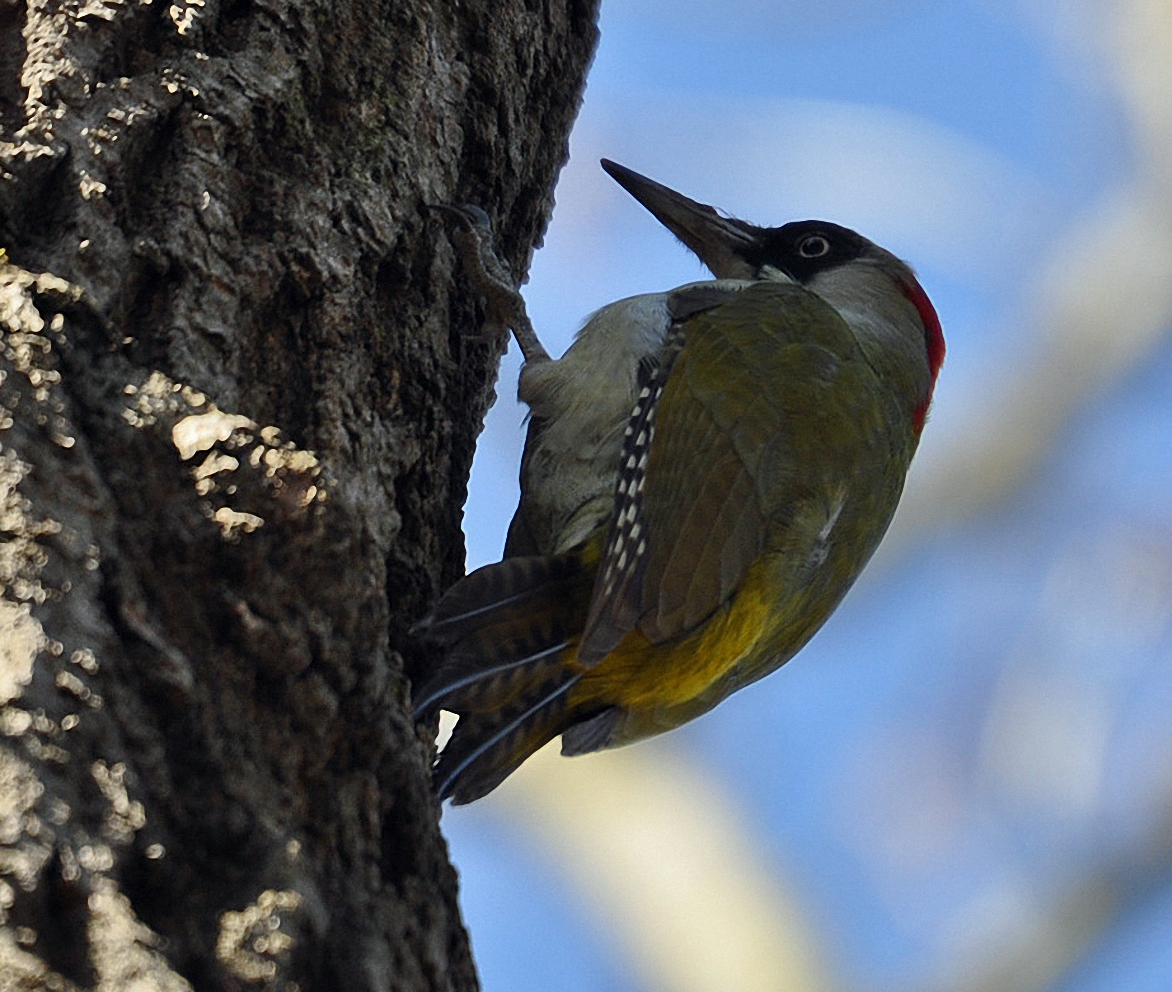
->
601;159;759;280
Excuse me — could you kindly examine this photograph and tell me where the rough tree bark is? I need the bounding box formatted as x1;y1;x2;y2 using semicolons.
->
0;0;598;988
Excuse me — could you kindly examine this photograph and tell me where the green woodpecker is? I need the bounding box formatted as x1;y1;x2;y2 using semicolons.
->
415;160;944;804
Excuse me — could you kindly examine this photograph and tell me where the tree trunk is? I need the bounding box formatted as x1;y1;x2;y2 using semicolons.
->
0;0;598;988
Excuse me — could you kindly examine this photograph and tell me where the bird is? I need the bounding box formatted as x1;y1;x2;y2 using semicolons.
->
414;159;944;805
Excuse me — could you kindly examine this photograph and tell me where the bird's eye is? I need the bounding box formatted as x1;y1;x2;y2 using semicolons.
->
798;235;831;258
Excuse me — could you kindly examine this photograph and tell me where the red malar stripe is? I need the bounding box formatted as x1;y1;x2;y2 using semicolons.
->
898;277;945;434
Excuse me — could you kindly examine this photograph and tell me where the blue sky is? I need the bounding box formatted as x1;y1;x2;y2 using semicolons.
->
446;3;1172;991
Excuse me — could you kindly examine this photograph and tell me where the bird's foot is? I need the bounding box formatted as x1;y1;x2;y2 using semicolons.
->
429;203;550;364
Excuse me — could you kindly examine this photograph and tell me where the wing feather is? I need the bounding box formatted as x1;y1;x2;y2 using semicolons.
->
580;281;869;658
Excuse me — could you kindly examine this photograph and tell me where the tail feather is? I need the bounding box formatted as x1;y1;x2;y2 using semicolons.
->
436;674;581;805
412;637;572;719
414;554;581;644
412;551;593;718
413;549;598;801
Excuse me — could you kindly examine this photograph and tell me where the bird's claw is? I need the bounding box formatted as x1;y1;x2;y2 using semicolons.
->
429;201;550;364
426;202;493;235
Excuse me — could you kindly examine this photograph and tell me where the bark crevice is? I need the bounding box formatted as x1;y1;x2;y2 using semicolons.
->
0;0;599;986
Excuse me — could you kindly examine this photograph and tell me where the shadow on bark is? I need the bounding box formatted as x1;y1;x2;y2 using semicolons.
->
0;0;599;987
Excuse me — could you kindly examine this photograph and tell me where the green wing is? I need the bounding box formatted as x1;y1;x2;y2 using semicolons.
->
579;280;882;660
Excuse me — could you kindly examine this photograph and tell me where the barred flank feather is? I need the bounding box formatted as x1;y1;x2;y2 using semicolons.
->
413;550;597;802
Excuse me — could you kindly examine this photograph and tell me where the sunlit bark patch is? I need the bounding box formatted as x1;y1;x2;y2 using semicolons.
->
217;888;304;985
119;369;327;540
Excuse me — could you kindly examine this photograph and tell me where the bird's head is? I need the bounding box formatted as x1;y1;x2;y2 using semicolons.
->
601;159;945;429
